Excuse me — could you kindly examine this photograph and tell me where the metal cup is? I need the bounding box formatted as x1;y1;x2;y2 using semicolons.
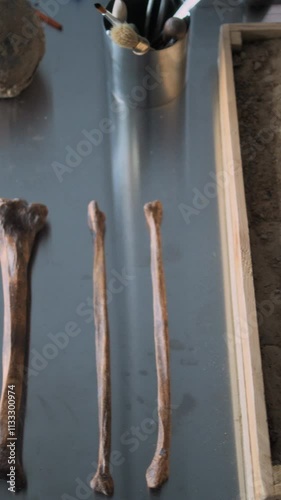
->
103;10;188;108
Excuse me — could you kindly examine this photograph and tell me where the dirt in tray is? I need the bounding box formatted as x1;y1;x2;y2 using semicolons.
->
234;39;281;465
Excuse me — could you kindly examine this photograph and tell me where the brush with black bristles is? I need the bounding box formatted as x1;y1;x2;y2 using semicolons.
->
111;24;151;55
94;3;122;26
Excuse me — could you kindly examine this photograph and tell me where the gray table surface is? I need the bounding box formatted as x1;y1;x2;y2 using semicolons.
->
0;1;279;499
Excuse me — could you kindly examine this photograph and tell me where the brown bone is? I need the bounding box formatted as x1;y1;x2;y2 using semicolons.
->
0;198;48;491
144;200;171;490
88;201;113;497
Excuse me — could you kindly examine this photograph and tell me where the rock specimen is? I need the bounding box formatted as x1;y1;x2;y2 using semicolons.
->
0;0;45;98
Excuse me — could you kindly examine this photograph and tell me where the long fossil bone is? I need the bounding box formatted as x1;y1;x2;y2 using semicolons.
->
0;198;48;491
88;201;114;497
144;200;171;490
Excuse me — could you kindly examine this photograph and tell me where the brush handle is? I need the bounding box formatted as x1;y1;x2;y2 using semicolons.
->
133;36;151;55
144;0;161;40
112;0;127;22
152;16;189;49
103;10;122;27
173;0;199;19
154;0;180;38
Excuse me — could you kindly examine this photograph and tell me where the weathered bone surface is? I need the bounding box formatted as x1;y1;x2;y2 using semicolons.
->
144;200;171;490
88;201;114;497
0;0;45;98
0;198;48;491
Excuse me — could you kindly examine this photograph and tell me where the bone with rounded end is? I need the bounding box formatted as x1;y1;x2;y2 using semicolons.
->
144;200;171;490
0;198;48;492
88;201;114;497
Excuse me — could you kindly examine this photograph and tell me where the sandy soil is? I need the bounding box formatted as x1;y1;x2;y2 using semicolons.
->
234;39;281;465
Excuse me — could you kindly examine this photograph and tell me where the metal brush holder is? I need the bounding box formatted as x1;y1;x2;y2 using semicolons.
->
103;2;188;108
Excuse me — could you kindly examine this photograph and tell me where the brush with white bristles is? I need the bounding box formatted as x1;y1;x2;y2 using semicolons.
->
111;23;151;55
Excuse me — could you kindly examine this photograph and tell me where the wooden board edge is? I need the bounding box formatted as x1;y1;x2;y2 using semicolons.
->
214;65;247;500
218;24;254;500
218;23;274;500
230;31;243;52
227;22;281;42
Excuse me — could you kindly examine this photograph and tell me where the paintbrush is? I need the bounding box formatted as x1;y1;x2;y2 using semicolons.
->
35;10;63;30
95;3;122;26
111;24;150;55
162;17;187;43
173;0;201;19
152;0;195;50
144;0;161;40
153;16;188;49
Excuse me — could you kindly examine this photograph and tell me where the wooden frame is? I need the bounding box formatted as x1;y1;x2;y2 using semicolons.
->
218;23;281;500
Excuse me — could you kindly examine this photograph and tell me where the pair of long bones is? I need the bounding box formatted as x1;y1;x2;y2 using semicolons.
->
88;200;171;496
0;198;170;495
